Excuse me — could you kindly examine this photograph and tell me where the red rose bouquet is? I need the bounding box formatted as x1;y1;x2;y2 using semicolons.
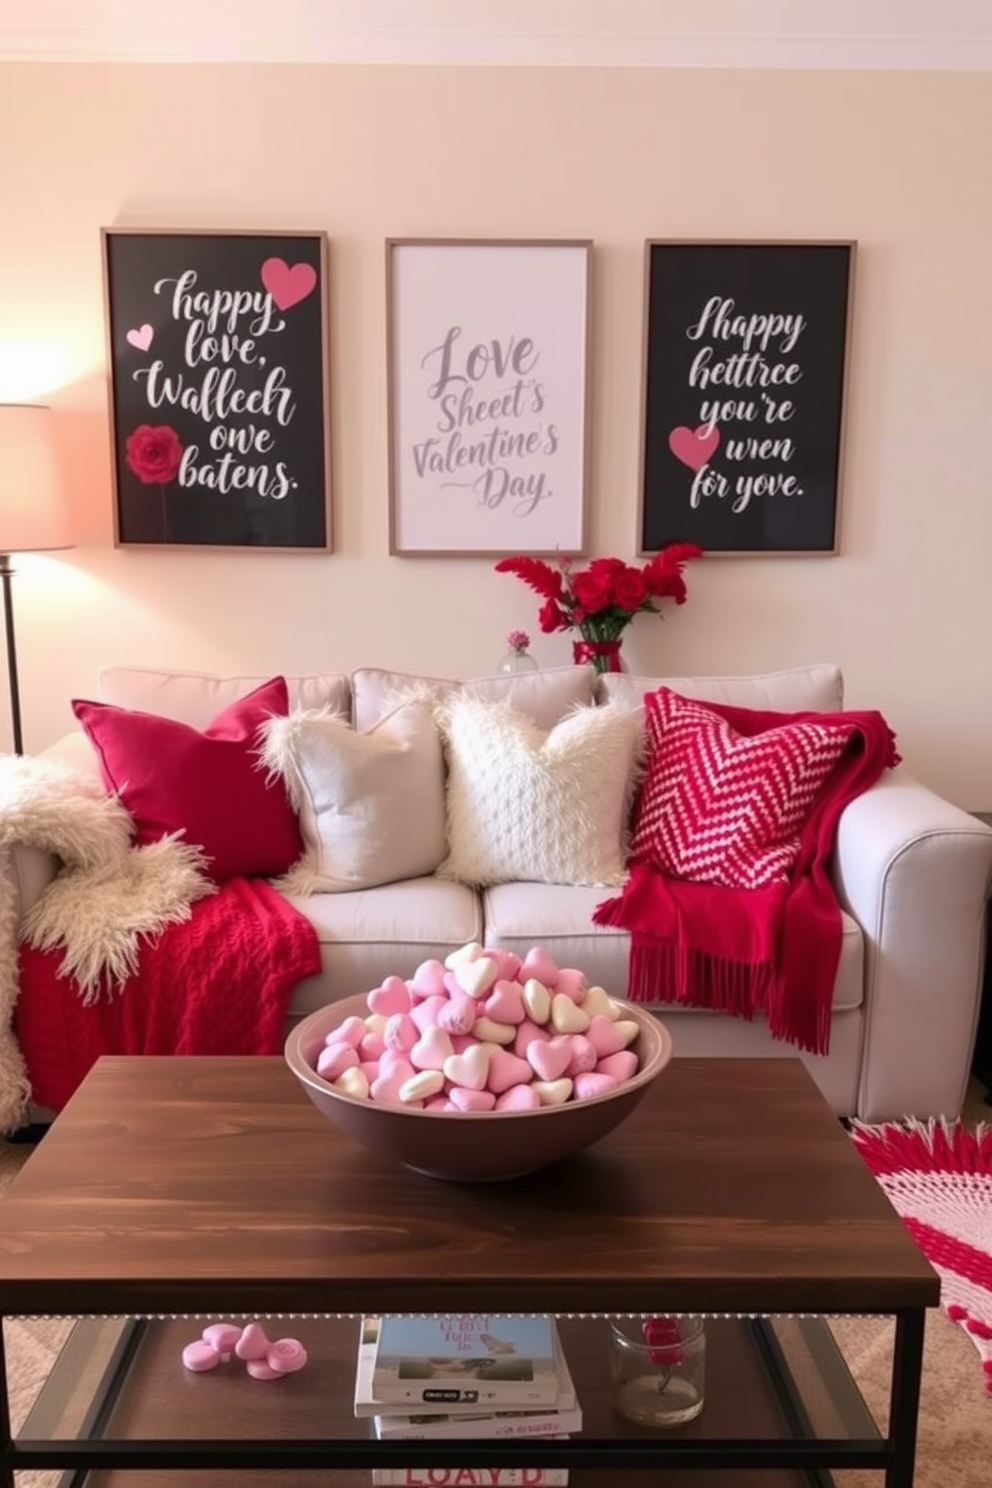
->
494;544;703;673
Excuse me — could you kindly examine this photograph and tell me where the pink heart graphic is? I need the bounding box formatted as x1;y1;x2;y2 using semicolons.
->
260;257;317;311
126;324;153;352
668;423;721;472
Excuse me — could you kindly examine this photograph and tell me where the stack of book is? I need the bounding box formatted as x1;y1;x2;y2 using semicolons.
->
354;1315;579;1486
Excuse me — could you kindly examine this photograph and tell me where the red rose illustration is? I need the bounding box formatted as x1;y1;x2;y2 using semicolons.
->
125;424;184;485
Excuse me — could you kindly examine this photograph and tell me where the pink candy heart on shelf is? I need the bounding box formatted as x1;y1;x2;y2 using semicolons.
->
235;1322;271;1361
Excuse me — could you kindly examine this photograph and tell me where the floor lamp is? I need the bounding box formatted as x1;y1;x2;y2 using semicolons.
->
0;404;73;754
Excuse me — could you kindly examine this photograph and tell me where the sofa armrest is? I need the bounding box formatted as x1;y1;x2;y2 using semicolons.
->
3;731;102;925
833;766;992;1121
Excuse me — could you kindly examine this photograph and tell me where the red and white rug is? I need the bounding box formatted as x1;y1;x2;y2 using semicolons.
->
852;1119;992;1392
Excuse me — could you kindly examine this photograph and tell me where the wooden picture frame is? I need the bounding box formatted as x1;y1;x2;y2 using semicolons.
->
101;228;332;551
638;240;856;557
386;238;592;557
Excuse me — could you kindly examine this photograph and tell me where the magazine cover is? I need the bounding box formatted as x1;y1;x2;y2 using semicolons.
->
371;1317;560;1407
356;1319;571;1418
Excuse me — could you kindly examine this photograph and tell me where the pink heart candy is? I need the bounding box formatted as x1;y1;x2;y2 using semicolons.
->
484;979;526;1025
247;1359;283;1380
378;1048;412;1074
383;1013;418;1053
486;1047;535;1095
367;978;411;1017
267;1338;308;1375
495;1084;542;1111
425;1095;452;1110
371;1059;416;1105
596;1050;639;1082
573;1071;620;1101
449;1033;475;1054
182;1339;221;1372
316;1041;360;1081
410;995;447;1033
443;970;466;999
443;1044;490;1091
410;1026;454;1072
526;1035;574;1083
202;1323;243;1358
554;968;589;1002
521;946;560;988
449;1087;497;1112
409;959;447;998
586;1013;628;1057
437;994;477;1035
359;1031;386;1061
331;1015;368;1048
487;948;522;981
513;1018;551;1059
360;1059;381;1082
566;1035;597;1076
235;1322;272;1361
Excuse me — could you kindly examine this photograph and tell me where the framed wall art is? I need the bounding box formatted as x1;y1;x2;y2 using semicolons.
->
101;228;331;550
638;240;856;557
386;238;591;556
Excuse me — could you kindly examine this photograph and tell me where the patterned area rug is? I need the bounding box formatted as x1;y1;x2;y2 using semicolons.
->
852;1119;992;1392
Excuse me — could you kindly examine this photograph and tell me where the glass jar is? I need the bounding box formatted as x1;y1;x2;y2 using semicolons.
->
497;647;539;675
609;1315;705;1427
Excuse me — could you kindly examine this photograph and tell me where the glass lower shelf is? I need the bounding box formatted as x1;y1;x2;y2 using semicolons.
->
12;1315;883;1488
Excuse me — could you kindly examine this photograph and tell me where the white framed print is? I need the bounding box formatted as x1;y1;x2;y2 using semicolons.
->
386;238;591;557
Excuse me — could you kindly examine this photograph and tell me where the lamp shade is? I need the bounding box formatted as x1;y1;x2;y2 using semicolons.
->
0;404;73;554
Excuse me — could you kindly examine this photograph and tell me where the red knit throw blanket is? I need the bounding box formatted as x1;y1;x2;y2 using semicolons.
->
593;705;900;1055
14;877;322;1113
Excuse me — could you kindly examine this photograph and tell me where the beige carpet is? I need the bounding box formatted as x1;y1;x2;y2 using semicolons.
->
2;1082;991;1488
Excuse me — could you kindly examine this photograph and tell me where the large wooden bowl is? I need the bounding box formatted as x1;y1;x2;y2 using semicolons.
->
284;993;674;1182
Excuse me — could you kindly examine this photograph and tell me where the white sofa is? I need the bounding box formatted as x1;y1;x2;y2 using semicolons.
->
10;660;992;1124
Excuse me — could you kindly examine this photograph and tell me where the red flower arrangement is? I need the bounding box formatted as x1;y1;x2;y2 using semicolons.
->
494;545;703;673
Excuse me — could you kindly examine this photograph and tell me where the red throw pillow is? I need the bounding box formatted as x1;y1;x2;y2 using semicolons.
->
72;677;303;881
628;687;855;889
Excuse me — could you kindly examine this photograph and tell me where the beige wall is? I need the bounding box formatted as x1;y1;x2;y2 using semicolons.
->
0;63;990;805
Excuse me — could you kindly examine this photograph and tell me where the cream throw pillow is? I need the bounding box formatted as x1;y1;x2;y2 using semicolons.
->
438;697;645;888
259;700;446;893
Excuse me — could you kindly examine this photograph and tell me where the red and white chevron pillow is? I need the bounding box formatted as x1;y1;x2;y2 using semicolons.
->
629;688;855;889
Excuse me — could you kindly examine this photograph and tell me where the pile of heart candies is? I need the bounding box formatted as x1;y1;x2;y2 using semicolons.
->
309;941;643;1112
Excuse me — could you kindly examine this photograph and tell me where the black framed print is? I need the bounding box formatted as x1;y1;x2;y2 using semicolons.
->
101;228;331;550
638;240;855;556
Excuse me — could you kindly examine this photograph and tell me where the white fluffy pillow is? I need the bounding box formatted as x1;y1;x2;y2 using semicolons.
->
259;700;446;893
438;697;645;888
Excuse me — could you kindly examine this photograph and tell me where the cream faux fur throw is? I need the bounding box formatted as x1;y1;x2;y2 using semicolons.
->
0;754;214;1133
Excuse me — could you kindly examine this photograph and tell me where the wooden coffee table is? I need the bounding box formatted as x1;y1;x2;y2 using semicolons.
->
0;1054;939;1486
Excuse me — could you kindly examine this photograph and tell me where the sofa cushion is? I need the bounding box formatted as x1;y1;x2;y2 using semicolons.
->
598;662;843;714
351;664;595;732
98;665;351;730
481;881;864;1013
72;677;303;882
438;696;644;889
259;699;446;892
628;688;856;889
281;876;484;1017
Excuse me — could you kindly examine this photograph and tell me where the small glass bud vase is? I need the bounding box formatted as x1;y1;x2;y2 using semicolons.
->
498;631;539;675
609;1316;705;1428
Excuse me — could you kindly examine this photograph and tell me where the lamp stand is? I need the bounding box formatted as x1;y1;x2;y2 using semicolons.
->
0;553;23;755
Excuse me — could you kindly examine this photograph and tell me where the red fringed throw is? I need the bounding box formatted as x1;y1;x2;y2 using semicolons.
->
14;877;322;1113
593;701;900;1055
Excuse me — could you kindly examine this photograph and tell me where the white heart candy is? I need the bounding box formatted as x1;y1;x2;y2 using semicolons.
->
581;985;617;1020
522;977;551;1024
550;992;590;1035
531;1078;574;1107
443;1045;491;1091
454;955;498;998
613;1018;639;1049
444;941;484;970
332;1067;370;1101
399;1070;445;1103
471;1015;516;1046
